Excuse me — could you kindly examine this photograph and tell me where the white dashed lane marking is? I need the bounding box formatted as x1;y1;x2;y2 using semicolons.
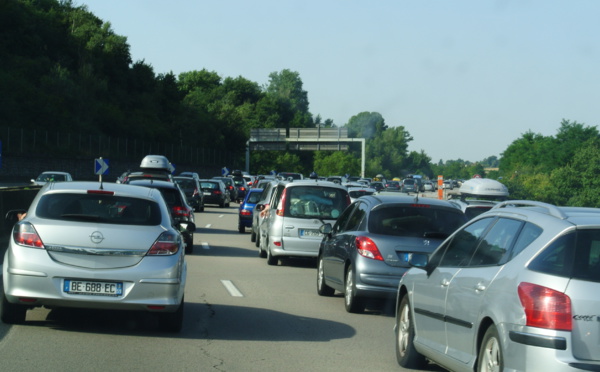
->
220;280;243;297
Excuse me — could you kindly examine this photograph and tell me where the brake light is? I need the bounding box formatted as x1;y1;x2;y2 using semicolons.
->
214;190;222;195
13;223;45;248
172;206;190;217
239;186;246;192
277;189;288;216
147;232;180;255
355;236;383;261
240;209;252;216
87;190;115;195
518;282;572;331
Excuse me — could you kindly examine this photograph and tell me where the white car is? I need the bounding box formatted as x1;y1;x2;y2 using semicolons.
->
31;171;73;186
2;181;192;332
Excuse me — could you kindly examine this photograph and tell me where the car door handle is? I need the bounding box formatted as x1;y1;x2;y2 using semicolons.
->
441;279;450;287
284;225;294;229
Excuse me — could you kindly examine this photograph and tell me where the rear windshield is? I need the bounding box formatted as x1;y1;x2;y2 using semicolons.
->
36;173;67;182
285;186;348;219
201;182;219;190
369;205;466;238
36;193;162;225
175;179;196;189
247;191;262;203
403;179;415;185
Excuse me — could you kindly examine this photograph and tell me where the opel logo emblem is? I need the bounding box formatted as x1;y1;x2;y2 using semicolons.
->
90;231;104;244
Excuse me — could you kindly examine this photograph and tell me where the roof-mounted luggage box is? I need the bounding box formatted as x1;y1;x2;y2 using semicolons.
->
140;155;175;174
458;178;509;200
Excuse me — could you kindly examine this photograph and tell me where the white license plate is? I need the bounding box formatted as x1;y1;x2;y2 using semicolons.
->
203;192;211;196
64;280;123;297
299;229;322;237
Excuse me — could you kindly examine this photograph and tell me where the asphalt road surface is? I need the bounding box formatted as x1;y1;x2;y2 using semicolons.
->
0;203;445;372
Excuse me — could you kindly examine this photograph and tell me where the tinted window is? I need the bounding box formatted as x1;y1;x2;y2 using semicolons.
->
345;202;367;232
438;217;495;267
529;232;575;278
247;191;262;203
469;218;522;266
332;203;358;235
572;229;600;283
285;186;348;219
201;182;219;190
510;222;543;259
175;179;196;189
36;193;161;225
348;190;374;199
368;204;466;238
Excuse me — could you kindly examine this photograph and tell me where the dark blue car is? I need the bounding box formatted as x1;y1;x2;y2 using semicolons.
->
238;188;263;233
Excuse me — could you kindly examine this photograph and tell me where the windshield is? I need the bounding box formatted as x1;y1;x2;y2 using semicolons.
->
285;186;348;219
36;193;161;225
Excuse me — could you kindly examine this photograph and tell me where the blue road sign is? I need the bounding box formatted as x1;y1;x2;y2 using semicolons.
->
95;158;109;175
221;167;230;176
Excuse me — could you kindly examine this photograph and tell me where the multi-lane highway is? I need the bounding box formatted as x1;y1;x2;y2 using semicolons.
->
0;204;443;372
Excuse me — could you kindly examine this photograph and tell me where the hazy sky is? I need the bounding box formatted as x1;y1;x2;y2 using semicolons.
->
77;0;600;162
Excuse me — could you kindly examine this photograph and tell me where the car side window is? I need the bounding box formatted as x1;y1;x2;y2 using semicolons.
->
270;184;285;209
510;222;543;259
469;218;523;266
345;202;367;232
332;203;357;234
438;217;495;267
571;229;600;283
529;232;576;278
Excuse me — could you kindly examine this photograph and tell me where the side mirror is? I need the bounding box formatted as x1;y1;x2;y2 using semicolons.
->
179;222;196;233
407;252;428;268
319;223;333;235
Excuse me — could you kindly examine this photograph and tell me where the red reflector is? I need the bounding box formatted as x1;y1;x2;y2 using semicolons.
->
147;305;166;310
410;204;431;208
19;298;37;303
274;241;282;247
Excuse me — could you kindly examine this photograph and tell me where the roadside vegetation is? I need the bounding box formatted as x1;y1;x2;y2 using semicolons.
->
2;0;599;206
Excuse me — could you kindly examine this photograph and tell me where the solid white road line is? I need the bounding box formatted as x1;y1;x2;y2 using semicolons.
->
220;280;243;297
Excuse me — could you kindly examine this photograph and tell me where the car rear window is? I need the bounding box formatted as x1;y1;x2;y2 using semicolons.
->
369;205;466;238
247;191;262;203
175;179;196;189
201;182;219;190
285;186;349;219
36;193;162;225
529;229;600;283
349;190;374;199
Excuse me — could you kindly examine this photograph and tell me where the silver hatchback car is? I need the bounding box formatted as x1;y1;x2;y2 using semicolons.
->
2;181;192;332
396;200;600;371
259;179;350;265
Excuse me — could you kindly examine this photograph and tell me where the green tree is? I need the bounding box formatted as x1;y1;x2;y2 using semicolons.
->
346;112;387;139
313;151;360;177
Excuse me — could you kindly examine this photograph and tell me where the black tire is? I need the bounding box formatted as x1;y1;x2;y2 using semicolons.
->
317;255;335;296
238;224;245;233
159;297;184;333
257;235;266;257
344;266;364;313
250;230;256;243
266;242;277;266
199;203;204;212
1;286;27;324
477;325;503;372
396;295;426;368
219;201;225;208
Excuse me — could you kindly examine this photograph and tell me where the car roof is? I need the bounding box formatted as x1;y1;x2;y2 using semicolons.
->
278;179;348;190
361;194;463;209
38;181;161;200
127;179;180;189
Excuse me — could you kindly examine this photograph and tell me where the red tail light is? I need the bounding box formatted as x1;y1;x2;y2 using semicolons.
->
172;206;190;217
214;190;222;195
239;186;246;192
14;223;44;248
518;282;572;331
277;189;288;216
355;236;383;261
147;232;180;255
240;209;252;216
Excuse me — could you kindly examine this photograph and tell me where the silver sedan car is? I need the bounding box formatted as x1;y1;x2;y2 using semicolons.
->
1;181;192;332
396;200;600;371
